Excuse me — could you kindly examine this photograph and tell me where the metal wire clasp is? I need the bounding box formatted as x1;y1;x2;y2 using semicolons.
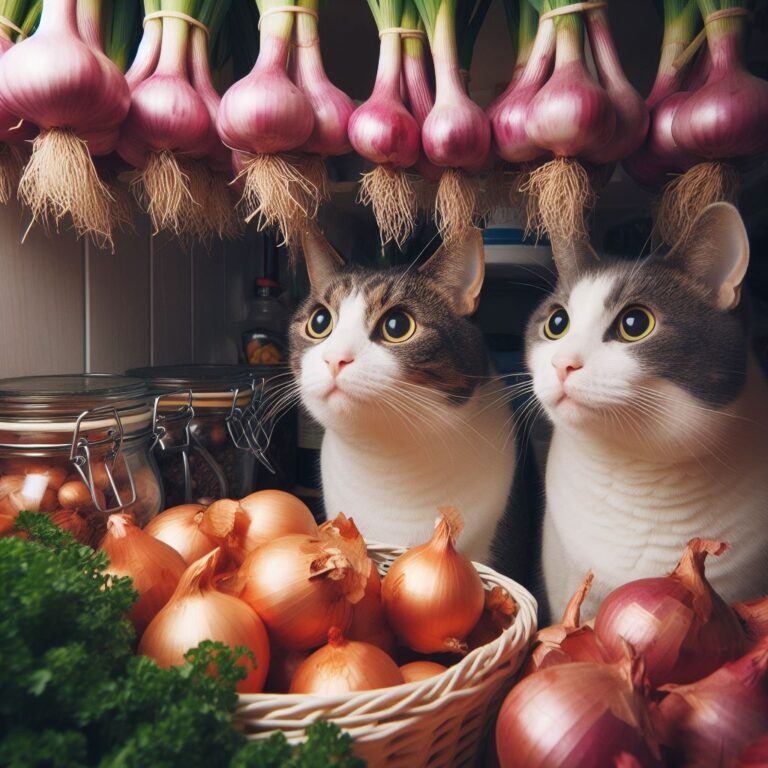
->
69;406;137;514
226;379;276;474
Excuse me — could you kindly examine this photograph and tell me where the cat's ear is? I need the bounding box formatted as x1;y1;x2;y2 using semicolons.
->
419;230;485;316
550;235;599;282
669;202;749;310
300;225;344;290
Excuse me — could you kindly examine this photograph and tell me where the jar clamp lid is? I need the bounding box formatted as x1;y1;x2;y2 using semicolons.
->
0;374;151;514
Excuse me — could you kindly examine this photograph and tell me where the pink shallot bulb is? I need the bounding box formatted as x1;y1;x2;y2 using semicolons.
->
217;12;314;155
526;15;615;159
291;8;354;157
348;31;420;167
672;20;768;160
491;18;555;163
0;0;129;142
117;16;212;168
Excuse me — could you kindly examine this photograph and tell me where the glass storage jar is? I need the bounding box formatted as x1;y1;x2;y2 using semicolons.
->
0;375;163;544
127;365;295;506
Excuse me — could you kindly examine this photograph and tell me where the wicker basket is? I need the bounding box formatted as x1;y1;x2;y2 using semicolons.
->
237;541;538;768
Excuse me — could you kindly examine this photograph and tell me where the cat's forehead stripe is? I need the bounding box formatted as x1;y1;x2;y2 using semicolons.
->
569;274;617;324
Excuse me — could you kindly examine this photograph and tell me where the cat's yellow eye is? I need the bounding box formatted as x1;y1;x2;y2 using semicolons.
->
380;309;416;343
306;305;333;339
617;306;656;342
544;307;569;340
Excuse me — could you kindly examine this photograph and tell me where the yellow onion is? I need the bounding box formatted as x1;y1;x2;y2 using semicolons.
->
321;514;394;652
289;627;404;695
0;460;68;491
144;502;235;564
50;509;91;545
58;479;106;512
734;595;768;645
99;513;187;635
227;490;319;564
468;585;519;650
0;474;59;518
400;660;447;683
237;532;371;650
139;548;270;693
382;508;484;654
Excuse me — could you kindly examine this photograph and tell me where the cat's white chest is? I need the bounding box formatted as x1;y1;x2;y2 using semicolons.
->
543;428;768;617
319;392;516;564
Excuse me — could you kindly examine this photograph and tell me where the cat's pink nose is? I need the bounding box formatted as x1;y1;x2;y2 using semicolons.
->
553;359;582;383
325;354;354;378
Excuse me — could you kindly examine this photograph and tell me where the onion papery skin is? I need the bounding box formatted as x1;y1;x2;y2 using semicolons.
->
348;566;395;652
228;490;319;565
583;7;648;164
117;18;213;166
658;638;768;768
491;19;555;163
400;660;446;683
99;513;187;636
733;595;768;644
0;0;129;135
144;503;217;564
217;23;314;155
382;510;484;654
291;12;354;157
139;548;270;693
672;27;768;161
468;585;518;650
237;533;369;650
289;627;404;695
595;539;746;687
495;658;661;768
523;572;605;675
349;32;420;167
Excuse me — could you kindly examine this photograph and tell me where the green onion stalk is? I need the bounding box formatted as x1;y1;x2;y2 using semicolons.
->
414;0;491;242
348;0;422;247
0;0;38;204
656;0;768;244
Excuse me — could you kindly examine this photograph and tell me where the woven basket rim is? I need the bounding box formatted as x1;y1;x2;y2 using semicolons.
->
238;539;538;709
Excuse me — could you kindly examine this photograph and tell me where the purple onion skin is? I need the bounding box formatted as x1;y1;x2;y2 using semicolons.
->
403;47;442;179
291;38;354;157
672;31;768;160
126;19;162;91
0;37;33;143
217;32;314;155
583;8;648;164
349;33;420;167
0;0;129;135
491;20;555;163
527;59;616;158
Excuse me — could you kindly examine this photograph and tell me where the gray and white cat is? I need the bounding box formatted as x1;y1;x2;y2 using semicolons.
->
527;203;768;618
289;228;516;564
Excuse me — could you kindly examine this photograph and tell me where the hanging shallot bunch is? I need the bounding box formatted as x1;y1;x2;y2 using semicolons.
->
0;0;130;246
218;0;317;248
657;0;768;244
118;0;219;239
0;0;39;205
623;0;701;192
497;0;646;247
413;0;492;241
349;0;421;246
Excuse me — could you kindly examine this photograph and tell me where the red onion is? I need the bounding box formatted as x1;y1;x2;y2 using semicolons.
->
733;595;768;644
291;0;353;158
672;13;768;161
491;17;555;163
495;653;661;768
0;0;129;243
658;637;768;767
349;28;420;246
738;734;768;768
583;6;648;164
524;571;605;675
125;15;162;90
595;539;746;687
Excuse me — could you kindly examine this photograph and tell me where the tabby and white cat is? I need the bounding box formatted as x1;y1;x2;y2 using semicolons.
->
289;228;516;564
528;203;768;618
